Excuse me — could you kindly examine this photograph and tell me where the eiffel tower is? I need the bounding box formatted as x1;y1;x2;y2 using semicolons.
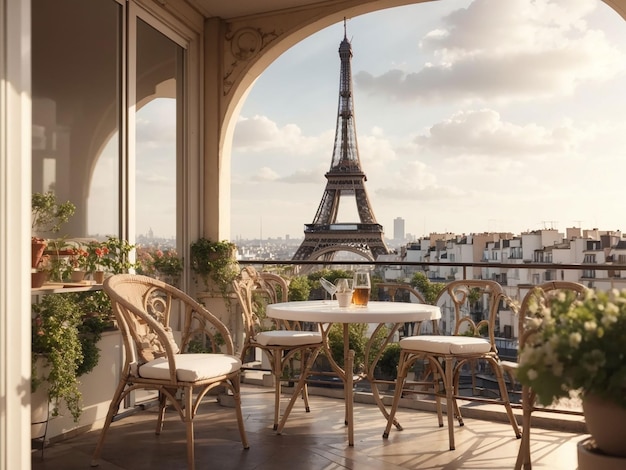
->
293;23;390;262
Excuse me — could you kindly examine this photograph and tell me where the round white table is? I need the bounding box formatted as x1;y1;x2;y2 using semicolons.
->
266;300;441;446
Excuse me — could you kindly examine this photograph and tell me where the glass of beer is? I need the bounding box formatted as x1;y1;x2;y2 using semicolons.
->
352;270;371;306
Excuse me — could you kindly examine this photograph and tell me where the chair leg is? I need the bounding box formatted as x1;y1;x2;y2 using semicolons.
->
301;383;311;412
444;358;456;450
275;346;321;435
491;359;522;439
272;352;282;431
515;386;533;470
430;360;445;428
383;351;409;438
91;379;127;466
183;386;195;470
230;377;250;449
155;390;168;435
300;350;311;412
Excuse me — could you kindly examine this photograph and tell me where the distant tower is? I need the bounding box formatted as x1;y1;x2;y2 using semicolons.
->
394;217;405;241
293;22;390;262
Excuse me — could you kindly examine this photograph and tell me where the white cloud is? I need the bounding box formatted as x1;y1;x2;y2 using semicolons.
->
415;108;577;158
355;0;625;104
251;167;280;182
233;115;332;155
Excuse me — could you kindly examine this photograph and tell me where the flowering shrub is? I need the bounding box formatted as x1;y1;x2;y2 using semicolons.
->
152;248;183;277
136;245;183;281
69;247;89;270
70;241;110;273
518;288;626;408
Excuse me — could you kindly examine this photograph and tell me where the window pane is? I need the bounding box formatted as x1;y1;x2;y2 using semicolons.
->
135;19;183;249
32;0;121;239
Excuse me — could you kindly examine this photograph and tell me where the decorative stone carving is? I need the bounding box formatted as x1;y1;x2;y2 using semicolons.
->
223;25;280;95
230;27;263;60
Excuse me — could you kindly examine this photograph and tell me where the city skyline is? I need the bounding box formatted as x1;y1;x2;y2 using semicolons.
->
230;0;626;241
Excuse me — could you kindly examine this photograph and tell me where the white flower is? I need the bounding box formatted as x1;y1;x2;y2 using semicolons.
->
584;321;597;332
527;369;538;381
569;332;582;347
601;312;618;327
606;302;619;315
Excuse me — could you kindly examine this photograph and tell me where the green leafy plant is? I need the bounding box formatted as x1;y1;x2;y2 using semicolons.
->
410;272;446;304
287;275;311;301
99;236;137;274
137;246;183;277
189;238;238;296
39;239;74;281
31;191;76;236
32;293;106;421
76;240;110;273
325;323;388;373
376;343;402;379
518;288;626;408
31;192;76;270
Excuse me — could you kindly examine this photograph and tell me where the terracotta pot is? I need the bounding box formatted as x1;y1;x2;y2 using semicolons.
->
93;270;105;284
31;238;47;269
582;394;626;457
31;271;47;288
70;270;86;282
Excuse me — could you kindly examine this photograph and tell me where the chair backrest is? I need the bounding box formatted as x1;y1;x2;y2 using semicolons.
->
232;266;290;348
104;274;234;374
435;279;505;347
517;281;588;350
376;282;426;304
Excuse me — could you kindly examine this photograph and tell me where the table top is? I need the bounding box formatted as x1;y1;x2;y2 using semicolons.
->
266;300;441;323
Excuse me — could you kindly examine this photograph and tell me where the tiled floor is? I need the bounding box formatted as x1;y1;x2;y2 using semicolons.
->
32;384;585;470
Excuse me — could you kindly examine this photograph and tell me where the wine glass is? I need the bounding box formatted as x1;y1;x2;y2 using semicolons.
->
320;277;338;301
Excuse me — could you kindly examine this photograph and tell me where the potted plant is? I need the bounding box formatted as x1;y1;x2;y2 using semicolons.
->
73;240;110;283
31;293;106;422
517;288;626;458
136;245;183;286
190;238;238;297
31;192;76;269
99;236;137;274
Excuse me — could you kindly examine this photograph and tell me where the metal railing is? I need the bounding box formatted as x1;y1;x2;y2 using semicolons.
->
236;258;613;422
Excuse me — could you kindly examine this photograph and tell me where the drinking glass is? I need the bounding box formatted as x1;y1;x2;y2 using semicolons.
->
352;270;371;306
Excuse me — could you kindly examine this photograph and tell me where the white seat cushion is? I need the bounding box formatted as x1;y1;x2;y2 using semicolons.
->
138;353;242;382
400;335;491;355
255;330;323;347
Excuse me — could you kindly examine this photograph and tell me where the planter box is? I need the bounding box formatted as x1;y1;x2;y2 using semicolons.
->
32;330;124;444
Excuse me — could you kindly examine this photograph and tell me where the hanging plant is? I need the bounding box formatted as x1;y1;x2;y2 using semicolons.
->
32;293;106;421
189;238;238;297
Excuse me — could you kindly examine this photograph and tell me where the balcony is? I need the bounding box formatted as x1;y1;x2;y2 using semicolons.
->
32;382;585;470
33;259;620;469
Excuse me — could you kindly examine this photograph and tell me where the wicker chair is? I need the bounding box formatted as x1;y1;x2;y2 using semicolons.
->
91;274;249;470
232;266;323;430
383;279;521;450
504;281;588;470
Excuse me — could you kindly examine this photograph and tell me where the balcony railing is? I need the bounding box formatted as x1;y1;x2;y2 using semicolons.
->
236;258;626;420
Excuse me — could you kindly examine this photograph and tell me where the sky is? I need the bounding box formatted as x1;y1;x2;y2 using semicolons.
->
230;0;626;242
